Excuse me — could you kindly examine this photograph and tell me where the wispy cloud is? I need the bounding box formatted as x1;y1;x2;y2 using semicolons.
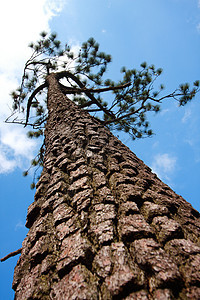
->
0;123;40;173
0;0;66;174
0;149;16;174
15;220;25;231
197;1;200;32
181;108;192;123
45;0;66;16
1;126;38;158
160;108;170;116
151;153;177;182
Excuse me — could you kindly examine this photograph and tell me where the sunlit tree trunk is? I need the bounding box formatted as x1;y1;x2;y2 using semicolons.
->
13;73;200;299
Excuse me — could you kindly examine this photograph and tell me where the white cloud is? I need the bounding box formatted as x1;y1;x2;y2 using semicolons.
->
0;74;18;118
160;108;170;116
0;0;65;74
0;149;16;174
0;0;66;174
0;123;39;173
151;153;177;181
1;125;38;159
15;220;25;231
182;108;192;123
45;0;66;16
185;138;194;147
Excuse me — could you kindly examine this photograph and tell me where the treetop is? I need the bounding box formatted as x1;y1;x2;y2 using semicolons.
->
7;31;199;141
5;31;199;187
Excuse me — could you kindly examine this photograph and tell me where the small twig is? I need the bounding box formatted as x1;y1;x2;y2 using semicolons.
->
1;248;22;262
104;100;146;125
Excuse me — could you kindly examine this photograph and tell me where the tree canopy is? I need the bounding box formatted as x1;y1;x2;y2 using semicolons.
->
6;31;199;185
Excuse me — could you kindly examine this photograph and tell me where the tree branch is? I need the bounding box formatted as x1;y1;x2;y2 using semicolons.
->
25;82;47;127
85;108;102;112
105;101;146;125
5;117;47;129
79;100;94;108
148;91;186;103
59;81;131;94
1;248;22;262
55;71;117;119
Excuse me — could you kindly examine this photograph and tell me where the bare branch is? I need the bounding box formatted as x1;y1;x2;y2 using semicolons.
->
85;108;102;112
1;248;22;262
25;82;47;127
105;100;146;125
148;90;197;103
59;81;131;95
5;118;47;129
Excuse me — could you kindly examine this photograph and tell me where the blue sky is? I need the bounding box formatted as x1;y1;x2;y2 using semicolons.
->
0;0;200;298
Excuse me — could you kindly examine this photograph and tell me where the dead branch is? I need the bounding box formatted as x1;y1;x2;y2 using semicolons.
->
25;82;47;127
1;248;22;262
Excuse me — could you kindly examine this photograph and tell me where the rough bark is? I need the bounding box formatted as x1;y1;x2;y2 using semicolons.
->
13;73;200;299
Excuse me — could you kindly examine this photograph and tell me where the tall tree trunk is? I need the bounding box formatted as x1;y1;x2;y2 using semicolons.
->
13;73;200;299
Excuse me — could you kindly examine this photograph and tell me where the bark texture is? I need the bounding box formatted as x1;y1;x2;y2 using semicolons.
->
13;74;200;299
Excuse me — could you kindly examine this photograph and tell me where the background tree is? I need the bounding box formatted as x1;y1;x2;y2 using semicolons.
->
3;32;200;299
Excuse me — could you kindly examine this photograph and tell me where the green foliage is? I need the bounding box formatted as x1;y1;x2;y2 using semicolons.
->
194;80;200;87
6;32;199;186
27;129;43;139
30;183;35;190
22;171;28;177
9;32;198;140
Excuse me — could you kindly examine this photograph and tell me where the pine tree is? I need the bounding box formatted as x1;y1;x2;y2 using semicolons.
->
4;32;200;299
